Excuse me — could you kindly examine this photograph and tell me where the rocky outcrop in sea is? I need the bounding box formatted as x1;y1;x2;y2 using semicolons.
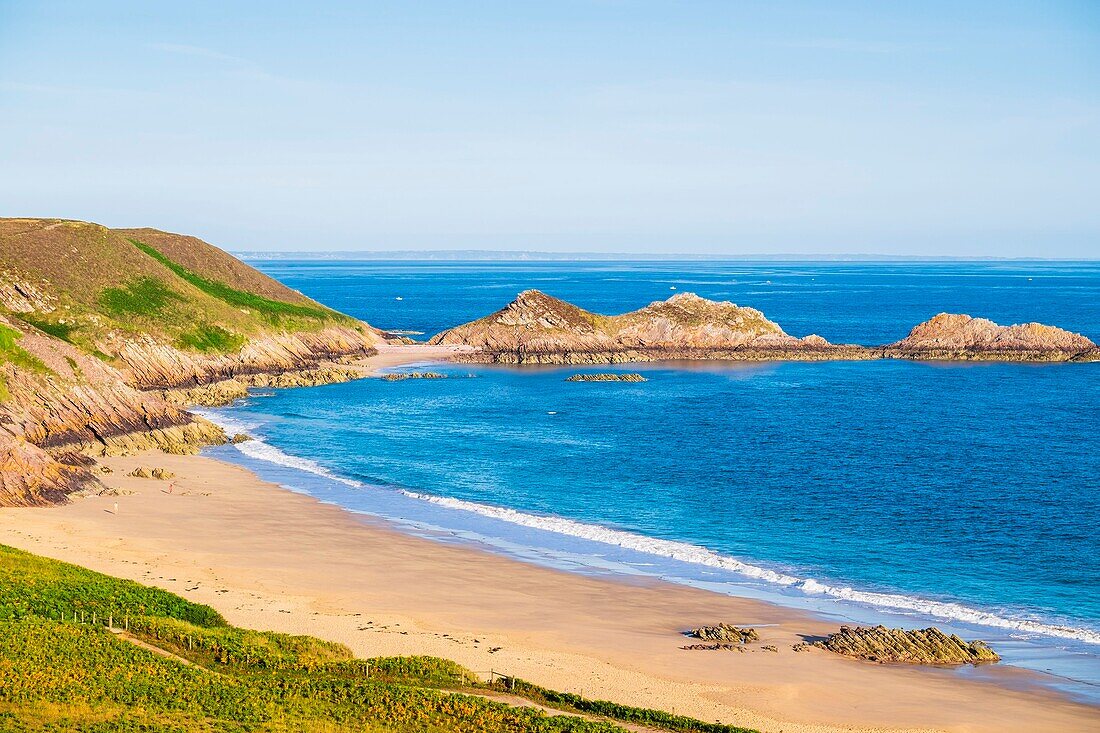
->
431;290;1098;365
884;313;1098;362
431;290;870;364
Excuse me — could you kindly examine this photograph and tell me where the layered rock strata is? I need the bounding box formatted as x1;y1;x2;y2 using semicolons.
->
433;291;1097;364
813;625;999;665
884;313;1098;362
687;624;759;644
431;290;870;364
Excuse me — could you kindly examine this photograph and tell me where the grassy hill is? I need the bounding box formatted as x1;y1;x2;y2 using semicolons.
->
0;218;354;358
0;544;757;733
0;218;379;506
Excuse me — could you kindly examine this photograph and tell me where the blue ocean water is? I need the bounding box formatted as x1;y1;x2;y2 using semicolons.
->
212;260;1100;698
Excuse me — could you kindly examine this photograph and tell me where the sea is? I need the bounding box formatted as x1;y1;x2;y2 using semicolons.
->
202;260;1100;702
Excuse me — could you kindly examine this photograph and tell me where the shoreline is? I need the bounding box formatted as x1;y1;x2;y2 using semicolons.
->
1;347;1096;732
1;450;1097;731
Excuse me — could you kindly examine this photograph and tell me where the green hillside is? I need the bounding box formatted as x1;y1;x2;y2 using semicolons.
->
0;545;758;733
0;218;353;359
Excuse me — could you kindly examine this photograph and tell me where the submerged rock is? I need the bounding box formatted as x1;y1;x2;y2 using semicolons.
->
381;371;448;381
230;433;252;444
813;625;999;665
565;373;647;382
687;624;759;644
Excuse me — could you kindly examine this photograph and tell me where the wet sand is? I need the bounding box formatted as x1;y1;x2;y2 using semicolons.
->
1;445;1096;733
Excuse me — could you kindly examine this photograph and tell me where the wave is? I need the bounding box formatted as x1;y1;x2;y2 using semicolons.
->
400;491;1100;646
200;411;1100;647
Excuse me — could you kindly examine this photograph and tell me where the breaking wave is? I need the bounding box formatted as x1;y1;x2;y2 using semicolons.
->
201;410;1100;647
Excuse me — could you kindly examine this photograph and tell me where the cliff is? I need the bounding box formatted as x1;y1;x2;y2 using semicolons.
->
431;290;870;363
885;313;1098;362
0;218;382;505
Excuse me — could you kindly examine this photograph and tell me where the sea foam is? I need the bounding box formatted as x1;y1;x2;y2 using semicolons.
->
200;411;1100;647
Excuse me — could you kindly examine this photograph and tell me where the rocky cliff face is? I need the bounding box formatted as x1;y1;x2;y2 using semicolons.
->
0;317;225;506
885;313;1098;362
431;290;870;363
109;326;377;390
0;218;383;506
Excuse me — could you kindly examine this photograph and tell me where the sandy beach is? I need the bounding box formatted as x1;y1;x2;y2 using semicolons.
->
1;438;1097;733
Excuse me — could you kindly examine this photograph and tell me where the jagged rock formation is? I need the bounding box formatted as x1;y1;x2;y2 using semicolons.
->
884;313;1098;362
431;290;870;364
0;218;383;506
432;291;1098;365
687;624;759;644
565;373;647;382
813;625;999;665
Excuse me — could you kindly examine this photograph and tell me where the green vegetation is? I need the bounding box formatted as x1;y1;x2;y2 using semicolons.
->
19;316;76;343
0;545;754;732
98;276;187;318
131;239;336;323
176;323;246;353
499;680;757;733
0;323;50;399
0;545;225;626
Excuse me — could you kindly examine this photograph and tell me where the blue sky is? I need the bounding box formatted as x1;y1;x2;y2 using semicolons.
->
1;1;1098;256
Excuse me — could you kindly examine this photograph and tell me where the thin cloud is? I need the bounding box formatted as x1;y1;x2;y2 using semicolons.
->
147;42;273;80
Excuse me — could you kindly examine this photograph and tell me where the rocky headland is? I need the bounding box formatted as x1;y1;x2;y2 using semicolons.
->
430;290;870;364
0;218;384;506
431;290;1097;364
813;625;1000;665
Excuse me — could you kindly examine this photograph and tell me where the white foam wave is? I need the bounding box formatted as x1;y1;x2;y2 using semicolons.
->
233;439;363;489
200;408;1100;646
198;410;363;489
402;491;1100;646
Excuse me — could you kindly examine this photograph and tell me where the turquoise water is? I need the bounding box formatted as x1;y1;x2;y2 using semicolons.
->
209;260;1100;698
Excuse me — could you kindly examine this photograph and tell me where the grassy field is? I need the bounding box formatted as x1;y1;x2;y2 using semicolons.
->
0;545;759;733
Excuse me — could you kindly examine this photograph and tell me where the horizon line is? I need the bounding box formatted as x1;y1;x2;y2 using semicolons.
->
234;250;1100;263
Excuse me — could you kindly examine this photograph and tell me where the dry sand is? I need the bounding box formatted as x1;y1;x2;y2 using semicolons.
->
1;452;1097;733
1;348;1096;732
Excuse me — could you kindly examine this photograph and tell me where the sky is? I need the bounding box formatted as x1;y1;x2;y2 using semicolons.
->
1;1;1098;257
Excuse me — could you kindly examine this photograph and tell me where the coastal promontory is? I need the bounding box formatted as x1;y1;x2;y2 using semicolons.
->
0;218;383;506
432;291;1098;365
430;290;869;363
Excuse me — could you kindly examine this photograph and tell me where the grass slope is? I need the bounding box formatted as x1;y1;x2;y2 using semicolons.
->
0;545;758;733
0;219;355;358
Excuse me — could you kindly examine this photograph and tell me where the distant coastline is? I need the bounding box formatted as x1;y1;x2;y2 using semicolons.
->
234;251;1100;262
